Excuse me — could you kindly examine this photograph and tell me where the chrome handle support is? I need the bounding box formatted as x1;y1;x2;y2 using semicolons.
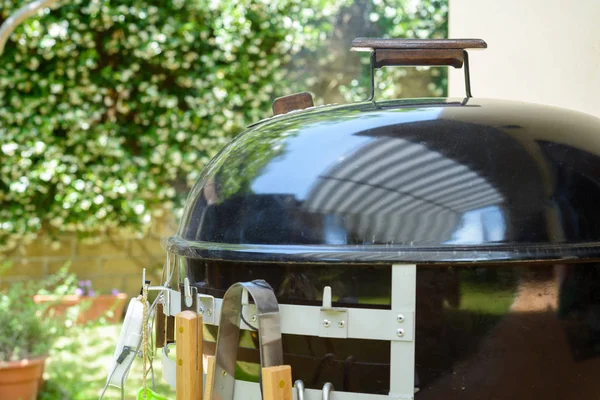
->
295;380;305;400
322;382;334;400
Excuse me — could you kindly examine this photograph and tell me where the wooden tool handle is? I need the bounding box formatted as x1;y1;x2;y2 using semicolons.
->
204;356;216;400
262;365;293;400
176;311;203;400
155;303;166;349
166;314;175;344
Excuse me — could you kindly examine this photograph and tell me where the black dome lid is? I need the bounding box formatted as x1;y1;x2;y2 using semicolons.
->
166;97;600;264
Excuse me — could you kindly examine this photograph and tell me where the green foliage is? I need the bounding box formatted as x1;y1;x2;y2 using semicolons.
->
288;0;448;103
39;324;177;399
35;261;78;296
361;0;449;100
0;267;74;361
0;0;343;251
0;1;448;251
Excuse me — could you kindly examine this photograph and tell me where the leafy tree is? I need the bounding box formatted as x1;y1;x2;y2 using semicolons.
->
0;0;343;251
0;0;447;252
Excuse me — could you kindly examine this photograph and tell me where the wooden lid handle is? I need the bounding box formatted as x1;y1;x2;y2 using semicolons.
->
351;38;487;69
351;38;487;51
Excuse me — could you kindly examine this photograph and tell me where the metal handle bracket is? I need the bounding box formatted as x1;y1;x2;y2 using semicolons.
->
351;37;487;100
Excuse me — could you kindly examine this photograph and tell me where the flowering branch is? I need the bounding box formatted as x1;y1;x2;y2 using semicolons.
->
0;0;62;56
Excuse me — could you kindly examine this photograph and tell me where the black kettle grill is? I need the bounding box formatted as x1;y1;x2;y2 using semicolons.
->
165;38;600;399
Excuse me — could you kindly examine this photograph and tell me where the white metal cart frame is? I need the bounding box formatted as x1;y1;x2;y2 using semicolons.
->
161;264;417;400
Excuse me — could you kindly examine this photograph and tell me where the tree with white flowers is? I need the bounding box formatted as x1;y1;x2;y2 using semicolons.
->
0;0;344;251
0;0;448;253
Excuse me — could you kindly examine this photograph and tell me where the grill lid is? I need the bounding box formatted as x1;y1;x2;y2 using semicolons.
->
166;39;600;264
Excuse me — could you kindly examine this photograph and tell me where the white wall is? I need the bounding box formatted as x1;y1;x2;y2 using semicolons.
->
449;0;600;117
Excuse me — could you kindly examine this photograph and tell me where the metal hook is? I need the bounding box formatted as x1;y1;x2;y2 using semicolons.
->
311;353;336;386
343;356;354;392
183;277;193;307
322;286;332;309
322;382;334;400
295;380;305;400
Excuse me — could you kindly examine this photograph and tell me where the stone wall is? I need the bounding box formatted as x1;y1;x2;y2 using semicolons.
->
0;217;177;296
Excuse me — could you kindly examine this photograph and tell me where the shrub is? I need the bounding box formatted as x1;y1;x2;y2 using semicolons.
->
0;283;58;361
0;265;74;361
0;0;343;251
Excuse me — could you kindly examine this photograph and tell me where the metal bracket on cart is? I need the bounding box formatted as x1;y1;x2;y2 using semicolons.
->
197;293;216;325
162;290;414;342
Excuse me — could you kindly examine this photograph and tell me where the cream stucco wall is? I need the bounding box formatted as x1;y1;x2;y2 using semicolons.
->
449;0;600;118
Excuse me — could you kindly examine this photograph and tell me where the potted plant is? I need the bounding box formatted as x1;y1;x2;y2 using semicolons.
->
0;280;64;400
34;277;128;324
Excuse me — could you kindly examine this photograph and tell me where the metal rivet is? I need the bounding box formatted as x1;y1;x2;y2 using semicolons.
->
397;314;404;323
221;370;227;377
199;308;204;315
207;309;212;316
397;328;405;337
338;321;345;328
251;314;257;322
323;319;331;328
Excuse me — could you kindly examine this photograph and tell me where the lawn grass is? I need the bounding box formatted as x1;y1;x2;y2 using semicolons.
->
41;324;176;400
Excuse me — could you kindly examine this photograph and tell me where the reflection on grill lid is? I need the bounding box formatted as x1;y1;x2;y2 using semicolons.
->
167;98;600;264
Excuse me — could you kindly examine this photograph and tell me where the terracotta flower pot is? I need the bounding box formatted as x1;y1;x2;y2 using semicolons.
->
33;293;128;324
0;356;46;400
